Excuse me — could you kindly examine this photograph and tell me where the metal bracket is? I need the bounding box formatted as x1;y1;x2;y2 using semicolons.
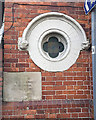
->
92;45;96;54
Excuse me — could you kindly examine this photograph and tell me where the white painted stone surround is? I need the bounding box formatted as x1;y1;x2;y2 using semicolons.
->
18;12;89;72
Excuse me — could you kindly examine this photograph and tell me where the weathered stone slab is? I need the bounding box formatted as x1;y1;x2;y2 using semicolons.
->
3;72;42;101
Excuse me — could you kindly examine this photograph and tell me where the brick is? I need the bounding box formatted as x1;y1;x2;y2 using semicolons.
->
84;81;90;85
63;90;76;94
26;68;41;72
83;72;89;76
2;111;13;115
67;86;73;90
22;110;36;115
10;116;24;118
73;67;86;71
30;63;36;68
76;72;83;76
55;72;63;76
53;95;66;99
4;63;10;67
46;96;53;100
37;105;43;109
63;72;76;76
60;109;66;113
35;114;45;119
19;59;26;63
2;104;14;111
67;95;74;99
77;81;83;85
16;63;29;67
42;86;46;90
16;54;29;58
63;81;76;85
72;113;79;118
56;91;62;95
4;54;12;59
4;22;12;27
68;108;81;113
4;49;18;53
6;31;18;36
13;110;21;115
19;51;28;54
74;77;86;80
74;86;87;90
42;91;55;95
45;109;59;114
56;81;62;85
4;44;12;49
53;86;66;90
26;58;32;63
4;35;11;40
11;63;16;67
37;110;44;114
5;8;12;12
57;2;71;6
25;115;34;118
66;77;73;80
77;90;83;94
53;77;66;81
42;72;55;76
48;104;57;109
46;77;53;81
82;108;89;112
74;95;87;99
5;2;13;8
37;9;51;13
49;114;56;118
84;90;90;94
19;68;25;72
4;67;19;72
11;45;16;49
4;58;18;63
57;113;70;118
42;82;55;85
46;86;53;90
79;113;89;117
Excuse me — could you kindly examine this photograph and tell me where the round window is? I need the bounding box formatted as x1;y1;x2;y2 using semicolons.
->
43;36;64;58
19;12;88;71
38;30;70;62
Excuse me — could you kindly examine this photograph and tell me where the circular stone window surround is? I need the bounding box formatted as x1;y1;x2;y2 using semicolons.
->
38;29;70;62
18;12;89;72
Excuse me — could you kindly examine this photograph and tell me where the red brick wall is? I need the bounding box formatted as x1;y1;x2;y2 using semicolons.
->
2;1;93;119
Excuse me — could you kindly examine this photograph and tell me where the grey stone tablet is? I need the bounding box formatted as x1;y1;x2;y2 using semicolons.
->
3;72;42;101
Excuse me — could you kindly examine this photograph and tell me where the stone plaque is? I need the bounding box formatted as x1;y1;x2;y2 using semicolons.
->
3;72;42;101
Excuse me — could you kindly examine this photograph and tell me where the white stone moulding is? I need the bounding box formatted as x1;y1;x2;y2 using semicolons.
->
18;12;90;72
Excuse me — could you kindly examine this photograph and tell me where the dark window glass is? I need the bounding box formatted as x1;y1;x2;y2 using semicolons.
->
43;36;64;58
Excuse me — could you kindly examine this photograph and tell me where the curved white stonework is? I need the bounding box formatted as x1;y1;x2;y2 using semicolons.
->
38;29;70;62
18;12;89;72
